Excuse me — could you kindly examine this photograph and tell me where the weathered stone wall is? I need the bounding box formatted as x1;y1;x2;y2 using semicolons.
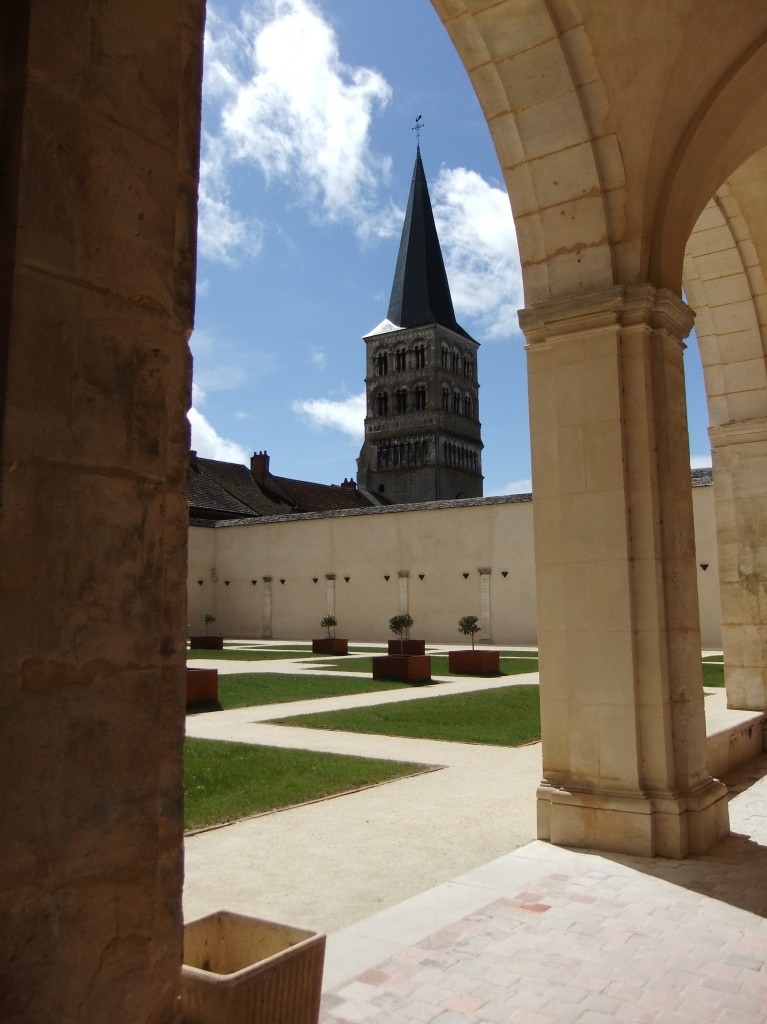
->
0;2;203;1020
188;482;722;649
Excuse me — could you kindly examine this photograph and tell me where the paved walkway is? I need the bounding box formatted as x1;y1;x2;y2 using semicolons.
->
184;645;767;1022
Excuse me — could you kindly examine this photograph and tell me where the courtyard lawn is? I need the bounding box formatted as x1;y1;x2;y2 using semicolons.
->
702;661;725;687
185;739;429;830
188;647;314;660
273;684;541;748
315;651;540;676
187;672;408;713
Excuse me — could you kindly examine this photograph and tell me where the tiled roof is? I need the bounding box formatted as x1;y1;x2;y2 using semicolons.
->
193;457;294;517
270;475;376;513
187;463;262;519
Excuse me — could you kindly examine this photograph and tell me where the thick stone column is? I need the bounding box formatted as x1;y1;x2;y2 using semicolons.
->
520;285;729;858
0;1;204;1021
709;419;767;711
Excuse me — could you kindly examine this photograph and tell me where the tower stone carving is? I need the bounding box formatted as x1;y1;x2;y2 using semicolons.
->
357;147;483;503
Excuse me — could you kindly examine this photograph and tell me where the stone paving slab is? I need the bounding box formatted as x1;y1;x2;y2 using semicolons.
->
319;755;767;1022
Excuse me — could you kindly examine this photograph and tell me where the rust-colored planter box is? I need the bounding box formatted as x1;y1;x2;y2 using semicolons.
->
189;635;224;650
387;639;426;656
182;911;325;1024
448;649;500;675
186;667;219;704
311;638;349;655
373;654;432;684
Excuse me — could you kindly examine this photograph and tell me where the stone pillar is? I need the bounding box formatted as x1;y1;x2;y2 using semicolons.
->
520;284;729;858
325;573;337;618
0;1;204;1020
478;567;492;642
262;577;273;639
398;570;410;614
709;419;767;711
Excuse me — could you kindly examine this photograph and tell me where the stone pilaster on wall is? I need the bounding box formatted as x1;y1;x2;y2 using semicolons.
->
262;577;273;639
478;567;492;642
710;419;767;711
520;284;729;858
397;570;410;615
325;574;337;618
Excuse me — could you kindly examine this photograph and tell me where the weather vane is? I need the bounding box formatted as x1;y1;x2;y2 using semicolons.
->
412;114;424;143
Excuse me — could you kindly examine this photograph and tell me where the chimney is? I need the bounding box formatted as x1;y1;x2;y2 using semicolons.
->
190;449;198;468
251;450;270;482
340;477;357;490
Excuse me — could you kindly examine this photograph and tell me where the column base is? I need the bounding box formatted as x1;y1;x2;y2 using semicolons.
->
537;778;729;858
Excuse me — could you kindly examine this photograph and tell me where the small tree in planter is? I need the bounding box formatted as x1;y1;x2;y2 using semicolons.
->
388;613;414;655
312;615;348;655
457;615;480;650
190;613;224;650
374;613;431;683
449;615;499;674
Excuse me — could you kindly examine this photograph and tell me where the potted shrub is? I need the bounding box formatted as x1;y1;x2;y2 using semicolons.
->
190;613;224;651
373;614;432;683
311;615;348;655
448;615;500;674
386;612;425;656
181;910;325;1024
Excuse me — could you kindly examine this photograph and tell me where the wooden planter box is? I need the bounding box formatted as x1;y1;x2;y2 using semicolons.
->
448;649;500;675
373;654;432;684
387;639;426;656
186;667;219;705
189;635;224;650
311;638;349;655
182;911;325;1024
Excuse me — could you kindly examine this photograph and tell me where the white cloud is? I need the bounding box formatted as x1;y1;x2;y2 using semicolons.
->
432;167;523;341
292;391;366;438
501;478;532;495
200;0;398;264
311;347;328;370
188;407;249;463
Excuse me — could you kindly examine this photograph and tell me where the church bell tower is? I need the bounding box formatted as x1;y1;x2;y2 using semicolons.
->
357;146;483;504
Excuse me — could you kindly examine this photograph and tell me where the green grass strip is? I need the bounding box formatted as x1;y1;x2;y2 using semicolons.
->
187;672;408;712
702;662;725;687
314;654;539;676
185;739;429;830
188;647;314;660
273;684;541;747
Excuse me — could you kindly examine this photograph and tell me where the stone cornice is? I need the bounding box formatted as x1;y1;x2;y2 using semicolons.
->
519;284;695;346
709;416;767;449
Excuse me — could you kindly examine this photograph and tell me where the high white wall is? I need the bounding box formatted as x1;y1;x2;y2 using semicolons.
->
189;484;722;648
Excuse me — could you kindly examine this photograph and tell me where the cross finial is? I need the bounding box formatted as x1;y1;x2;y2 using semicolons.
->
412;114;424;143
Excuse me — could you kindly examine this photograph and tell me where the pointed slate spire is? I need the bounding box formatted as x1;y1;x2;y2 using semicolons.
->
386;146;472;340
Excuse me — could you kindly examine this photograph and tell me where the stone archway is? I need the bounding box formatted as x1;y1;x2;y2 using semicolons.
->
431;0;767;858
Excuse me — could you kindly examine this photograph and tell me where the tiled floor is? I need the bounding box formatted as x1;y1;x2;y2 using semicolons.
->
320;755;767;1023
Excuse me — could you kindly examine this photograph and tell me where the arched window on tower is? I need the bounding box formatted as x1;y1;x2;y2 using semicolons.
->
442;385;450;410
451;351;460;373
375;351;388;376
394;388;408;413
441;344;449;368
464;395;473;418
414;384;427;410
395;348;406;372
376;391;389;416
453;390;461;414
414;343;426;369
463;357;473;379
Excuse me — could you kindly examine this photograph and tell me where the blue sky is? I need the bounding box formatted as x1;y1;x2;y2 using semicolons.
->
191;0;712;495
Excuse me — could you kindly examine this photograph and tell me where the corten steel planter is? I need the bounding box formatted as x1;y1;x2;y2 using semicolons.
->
448;649;500;675
387;639;426;656
373;654;432;684
189;635;224;650
186;667;219;705
181;911;326;1024
311;638;349;655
